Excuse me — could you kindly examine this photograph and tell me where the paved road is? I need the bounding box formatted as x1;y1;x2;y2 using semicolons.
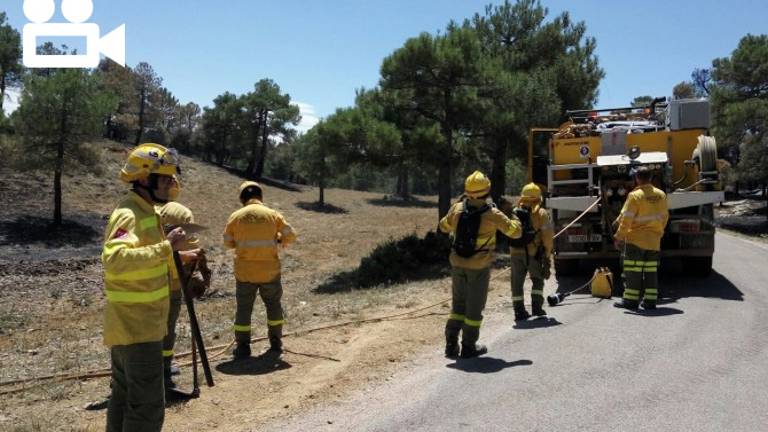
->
272;233;768;432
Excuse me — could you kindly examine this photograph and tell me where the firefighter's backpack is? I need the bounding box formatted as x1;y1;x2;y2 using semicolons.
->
452;200;490;258
508;206;537;248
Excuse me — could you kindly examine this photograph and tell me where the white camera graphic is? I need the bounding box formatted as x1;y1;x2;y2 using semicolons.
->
22;0;125;68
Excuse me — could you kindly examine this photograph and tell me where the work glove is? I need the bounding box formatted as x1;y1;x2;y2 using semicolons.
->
191;251;211;298
541;256;552;280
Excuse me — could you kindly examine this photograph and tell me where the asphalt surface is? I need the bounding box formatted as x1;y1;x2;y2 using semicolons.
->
271;232;768;432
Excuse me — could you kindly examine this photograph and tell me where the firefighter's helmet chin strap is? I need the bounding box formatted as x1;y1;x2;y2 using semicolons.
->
133;174;169;205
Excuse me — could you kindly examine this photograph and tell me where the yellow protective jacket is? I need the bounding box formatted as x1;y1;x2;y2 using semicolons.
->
157;202;199;292
223;199;297;283
439;198;522;270
510;205;554;258
102;191;171;347
615;184;669;251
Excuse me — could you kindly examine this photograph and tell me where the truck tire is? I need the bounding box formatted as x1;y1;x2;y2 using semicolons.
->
555;259;579;276
684;256;713;277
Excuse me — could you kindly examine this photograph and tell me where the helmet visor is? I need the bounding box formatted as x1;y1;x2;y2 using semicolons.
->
162;148;180;169
154;147;181;177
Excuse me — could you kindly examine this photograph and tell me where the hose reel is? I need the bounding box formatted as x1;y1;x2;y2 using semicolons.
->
693;135;718;176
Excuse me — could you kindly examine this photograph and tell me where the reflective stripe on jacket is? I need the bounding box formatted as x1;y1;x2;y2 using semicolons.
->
615;184;669;251
223;199;297;283
157;202;198;292
439;198;522;270
102;191;171;347
510;205;554;258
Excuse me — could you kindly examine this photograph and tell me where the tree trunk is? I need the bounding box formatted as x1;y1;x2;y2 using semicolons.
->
438;127;453;221
135;88;146;145
319;178;325;206
0;75;6;113
54;142;63;226
395;162;410;199
438;159;451;221
54;134;65;227
246;111;263;177
216;132;227;166
490;136;507;205
255;109;270;179
53;90;70;227
490;137;509;251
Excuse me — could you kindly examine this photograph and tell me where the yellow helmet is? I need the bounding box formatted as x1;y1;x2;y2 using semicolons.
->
239;181;261;195
239;181;263;203
521;183;542;200
465;171;491;198
120;143;180;183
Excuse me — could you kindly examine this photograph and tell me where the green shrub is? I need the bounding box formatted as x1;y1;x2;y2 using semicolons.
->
317;231;451;292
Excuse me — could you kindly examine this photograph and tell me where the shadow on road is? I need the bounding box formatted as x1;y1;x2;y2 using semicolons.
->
663;271;744;301
446;357;533;374
215;351;291;376
513;317;562;329
623;307;684;317
547;297;608;308
554;269;744;302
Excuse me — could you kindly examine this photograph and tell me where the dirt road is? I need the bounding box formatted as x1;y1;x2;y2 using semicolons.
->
272;232;768;432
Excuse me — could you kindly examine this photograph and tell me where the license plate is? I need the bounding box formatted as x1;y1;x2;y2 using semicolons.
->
568;234;602;243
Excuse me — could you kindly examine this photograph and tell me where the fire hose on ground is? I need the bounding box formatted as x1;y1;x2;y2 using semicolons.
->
0;197;609;396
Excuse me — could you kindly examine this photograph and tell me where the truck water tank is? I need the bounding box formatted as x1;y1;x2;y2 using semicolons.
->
667;99;710;130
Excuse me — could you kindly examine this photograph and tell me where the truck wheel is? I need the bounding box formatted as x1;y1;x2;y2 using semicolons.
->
684;256;713;277
555;259;579;276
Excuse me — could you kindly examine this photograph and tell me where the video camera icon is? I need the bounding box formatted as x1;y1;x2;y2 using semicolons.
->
22;0;125;68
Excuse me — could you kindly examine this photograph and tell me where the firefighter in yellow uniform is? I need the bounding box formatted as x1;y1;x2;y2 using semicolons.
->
224;181;297;358
613;166;669;310
509;183;554;320
439;171;522;359
157;192;210;392
102;144;198;432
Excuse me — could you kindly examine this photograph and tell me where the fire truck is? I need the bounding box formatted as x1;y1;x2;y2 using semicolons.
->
528;97;724;276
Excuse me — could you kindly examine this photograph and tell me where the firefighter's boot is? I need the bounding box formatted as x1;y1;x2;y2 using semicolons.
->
514;305;531;321
614;299;639;310
269;336;283;353
641;300;657;310
460;343;488;359
233;341;251;359
445;333;460;359
445;315;462;359
531;277;546;316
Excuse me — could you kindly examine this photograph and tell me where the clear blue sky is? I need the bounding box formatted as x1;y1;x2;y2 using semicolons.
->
4;0;767;131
